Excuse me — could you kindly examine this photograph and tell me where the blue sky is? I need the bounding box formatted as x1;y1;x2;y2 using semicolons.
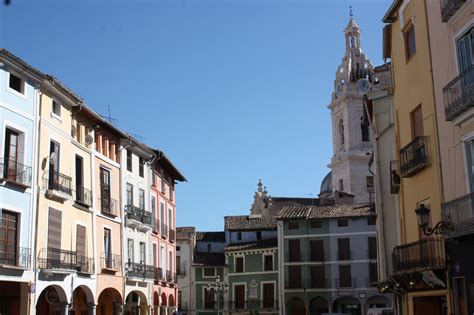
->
1;0;392;231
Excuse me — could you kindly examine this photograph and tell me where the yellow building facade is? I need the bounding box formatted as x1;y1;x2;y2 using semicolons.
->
383;1;449;314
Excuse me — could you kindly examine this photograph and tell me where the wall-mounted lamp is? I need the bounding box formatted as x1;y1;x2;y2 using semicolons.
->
415;204;453;236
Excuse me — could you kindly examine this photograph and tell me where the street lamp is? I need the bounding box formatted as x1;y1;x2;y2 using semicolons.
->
206;275;228;315
415;204;453;236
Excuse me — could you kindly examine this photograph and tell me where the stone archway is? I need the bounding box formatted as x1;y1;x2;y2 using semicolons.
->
124;291;148;315
333;296;361;315
160;293;167;315
97;287;123;315
72;285;95;314
287;296;306;315
310;296;329;315
36;285;68;315
153;291;160;315
366;295;391;311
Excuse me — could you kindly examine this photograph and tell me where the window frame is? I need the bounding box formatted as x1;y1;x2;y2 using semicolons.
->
263;253;273;271
126;150;132;172
52;99;61;117
235;256;244;273
337;218;349;227
202;267;216;278
7;71;26;97
404;22;416;62
288;221;299;230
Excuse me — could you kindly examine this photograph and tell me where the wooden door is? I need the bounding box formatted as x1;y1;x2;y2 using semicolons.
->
0;210;18;265
235;285;245;309
47;208;62;268
413;297;442;315
100;168;111;212
4;129;19;181
263;283;274;308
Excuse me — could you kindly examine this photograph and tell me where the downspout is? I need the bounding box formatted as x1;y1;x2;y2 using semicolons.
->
276;221;285;315
90;127;98;306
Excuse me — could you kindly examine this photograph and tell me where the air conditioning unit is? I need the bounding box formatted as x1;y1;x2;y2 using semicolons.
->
85;134;94;145
71;125;77;138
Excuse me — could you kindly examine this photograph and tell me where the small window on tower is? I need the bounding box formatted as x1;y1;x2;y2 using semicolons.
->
339;179;344;191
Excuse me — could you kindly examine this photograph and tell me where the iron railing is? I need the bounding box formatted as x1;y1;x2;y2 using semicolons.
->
75;185;92;207
0;246;30;268
100;196;118;216
169;229;176;243
125;205;152;226
76;255;94;274
100;253;121;271
166;270;176;283
399;136;429;177
125;262;154;279
442;192;474;238
441;0;467;22
443;65;474;120
155;267;164;281
161;223;168;238
392;237;446;273
335;277;357;289
0;158;32;187
45;170;73;195
37;248;85;271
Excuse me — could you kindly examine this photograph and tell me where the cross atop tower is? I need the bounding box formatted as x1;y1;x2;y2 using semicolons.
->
349;5;353;17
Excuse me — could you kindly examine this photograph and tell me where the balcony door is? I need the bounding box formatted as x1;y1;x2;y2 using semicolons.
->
47;208;62;268
262;283;274;308
76;225;86;271
0;210;18;266
457;28;474;73
139;242;146;265
75;155;83;202
234;285;245;309
104;228;111;268
4;128;20;181
100;168;111;212
48;141;60;189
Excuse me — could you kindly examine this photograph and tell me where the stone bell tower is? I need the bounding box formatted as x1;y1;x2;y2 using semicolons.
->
328;12;375;203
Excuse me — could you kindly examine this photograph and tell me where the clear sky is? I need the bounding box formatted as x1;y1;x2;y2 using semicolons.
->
1;0;392;231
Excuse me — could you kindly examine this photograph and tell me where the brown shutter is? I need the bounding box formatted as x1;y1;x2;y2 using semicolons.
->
76;225;86;257
47;208;62;250
310;240;324;262
263;283;274;307
338;238;350;260
310;265;325;288
235;285;245;308
339;265;352;287
411;105;424;139
288;239;300;261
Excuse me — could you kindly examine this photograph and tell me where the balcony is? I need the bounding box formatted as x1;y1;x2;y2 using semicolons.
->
227;300;278;311
0;158;32;187
0;247;30;269
75;185;92;208
335;277;357;289
285;277;304;289
399;136;429;177
152;218;159;234
169;229;176;243
443;65;474;121
125;262;154;280
309;278;327;289
392;237;446;273
337;250;352;261
100;253;121;272
124;205;152;231
44;171;73;201
442;192;474;238
99;196;118;216
37;248;90;273
166;270;176;283
441;0;466;22
155;267;165;282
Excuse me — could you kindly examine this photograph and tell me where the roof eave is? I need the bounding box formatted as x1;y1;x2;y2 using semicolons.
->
382;0;402;23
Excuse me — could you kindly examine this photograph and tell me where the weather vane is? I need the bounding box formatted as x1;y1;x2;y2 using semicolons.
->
350;5;353;17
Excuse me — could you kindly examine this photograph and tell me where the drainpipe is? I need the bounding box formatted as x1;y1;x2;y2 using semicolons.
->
276;221;285;315
90;127;98;307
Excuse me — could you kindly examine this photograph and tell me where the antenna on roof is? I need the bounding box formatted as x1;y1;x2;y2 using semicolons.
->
100;105;119;126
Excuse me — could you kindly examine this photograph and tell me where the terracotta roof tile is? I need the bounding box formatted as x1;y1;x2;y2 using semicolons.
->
276;203;372;220
225;238;278;252
193;252;226;266
224;215;277;231
176;227;196;241
195;231;225;242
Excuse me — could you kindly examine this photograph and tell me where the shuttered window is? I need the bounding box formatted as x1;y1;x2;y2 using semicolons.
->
310;240;325;262
310;265;326;288
204;288;215;309
339;265;352;287
0;210;18;266
288;265;302;288
288;239;300;262
411;105;424;139
234;285;245;309
262;283;274;308
235;257;244;273
47;208;62;250
338;238;351;260
76;225;86;257
368;237;377;260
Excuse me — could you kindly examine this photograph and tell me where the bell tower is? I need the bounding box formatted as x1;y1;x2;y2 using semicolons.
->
328;12;374;203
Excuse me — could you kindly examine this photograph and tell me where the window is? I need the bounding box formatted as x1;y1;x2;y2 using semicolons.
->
160;202;165;233
139;242;146;264
139;157;144;177
337;218;348;227
310;266;326;288
161;246;166;269
48;141;60;190
161;172;166;195
264;254;273;271
52;100;61;116
404;23;416;61
139;189;145;209
151;196;156;221
204;288;215;309
176;255;181;274
8;73;24;94
288;239;300;262
153;244;157;267
367;176;374;190
256;231;261;239
126;150;132;172
262;283;275;308
170;187;174;202
237;232;242;241
152;171;156;186
176;246;180;251
75;225;86;271
127;239;134;263
126;183;133;206
339;119;345;146
103;228;111;263
368;237;377;260
75;155;84;204
310;240;325;262
3;128;25;183
338;238;351;260
207;243;212;252
0;210;19;266
361;113;370;141
168;208;173;230
310;220;322;229
457;27;474;72
466;139;474;192
410;105;423;139
367;215;376;225
339;265;352;287
203;267;215;277
99;169;111;213
288;221;299;230
339;179;344;191
288;265;302;288
369;262;378;285
169;250;173;273
235;256;244;273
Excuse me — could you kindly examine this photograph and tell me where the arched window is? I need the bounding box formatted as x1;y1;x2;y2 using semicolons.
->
339;119;345;146
361;114;370;142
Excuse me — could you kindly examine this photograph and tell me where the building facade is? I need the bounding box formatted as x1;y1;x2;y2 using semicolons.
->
0;49;40;315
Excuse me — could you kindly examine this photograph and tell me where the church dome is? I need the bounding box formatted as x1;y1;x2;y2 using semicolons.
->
320;171;333;195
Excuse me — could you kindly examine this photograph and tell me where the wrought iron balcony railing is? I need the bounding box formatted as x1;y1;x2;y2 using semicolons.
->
390;160;401;194
37;248;92;272
443;64;474;120
161;223;168;238
45;170;73;196
400;136;429;177
166;270;176;283
99;196;118;216
392;237;446;273
125;205;152;226
100;252;121;271
0;158;32;187
335;277;357;289
441;0;467;22
125;262;154;279
169;229;176;243
75;185;92;207
442;192;474;238
0;246;30;268
155;267;165;281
